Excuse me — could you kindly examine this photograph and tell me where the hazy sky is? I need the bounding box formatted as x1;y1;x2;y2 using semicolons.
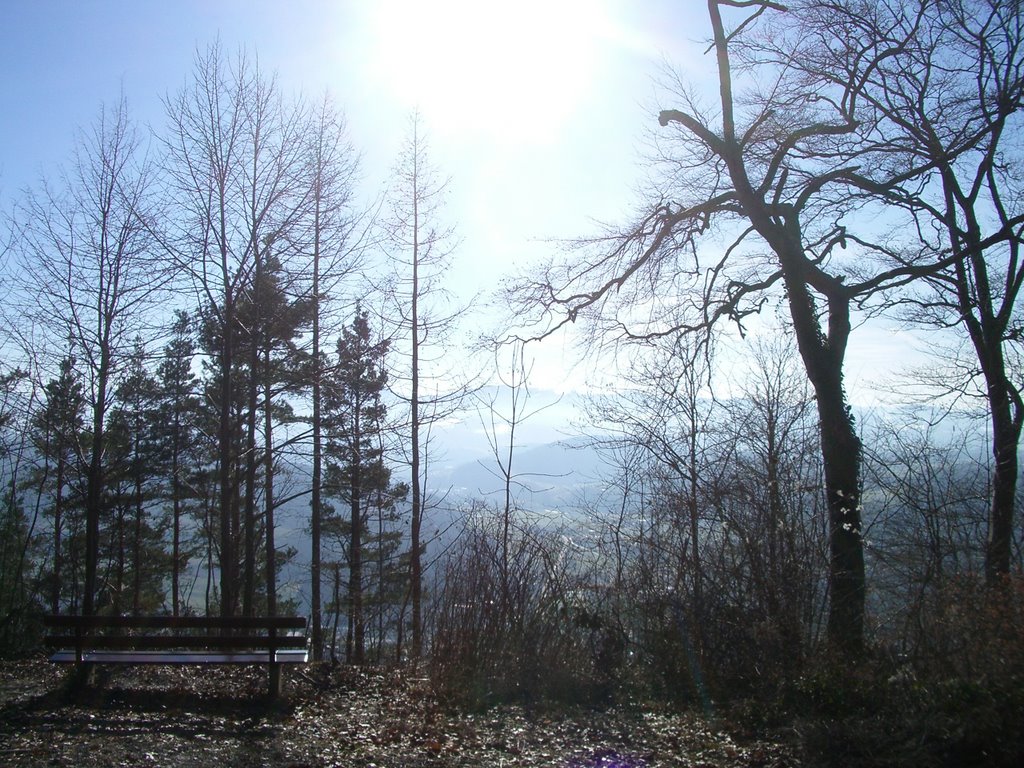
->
0;0;919;416
0;1;694;262
0;1;705;389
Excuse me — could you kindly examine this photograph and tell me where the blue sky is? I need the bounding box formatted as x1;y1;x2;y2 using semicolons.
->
1;0;702;392
1;0;922;413
0;1;693;246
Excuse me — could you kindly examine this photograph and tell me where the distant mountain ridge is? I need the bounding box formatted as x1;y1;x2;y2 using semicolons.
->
432;436;607;512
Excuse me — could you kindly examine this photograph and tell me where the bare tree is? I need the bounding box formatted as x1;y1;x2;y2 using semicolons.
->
162;44;310;616
381;112;475;657
17;95;161;617
863;411;989;655
585;336;722;640
475;341;563;594
302;93;361;660
506;0;954;655
580;333;825;695
717;336;826;662
0;365;44;653
780;0;1024;583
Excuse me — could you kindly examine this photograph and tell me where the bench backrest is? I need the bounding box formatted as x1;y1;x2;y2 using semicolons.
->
45;615;306;630
44;615;308;653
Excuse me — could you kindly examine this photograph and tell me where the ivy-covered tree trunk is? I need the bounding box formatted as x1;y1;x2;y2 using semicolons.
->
807;337;864;655
987;386;1021;581
777;256;864;656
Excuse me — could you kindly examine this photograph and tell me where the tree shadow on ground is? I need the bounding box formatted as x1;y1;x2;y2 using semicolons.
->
1;665;296;741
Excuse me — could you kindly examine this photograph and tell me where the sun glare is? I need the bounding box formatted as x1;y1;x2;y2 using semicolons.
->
367;0;611;145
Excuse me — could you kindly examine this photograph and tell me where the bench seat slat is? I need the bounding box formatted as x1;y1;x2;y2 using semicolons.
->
49;649;308;664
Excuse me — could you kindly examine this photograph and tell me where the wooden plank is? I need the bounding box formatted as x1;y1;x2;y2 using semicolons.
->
43;615;306;631
49;649;309;664
44;634;306;650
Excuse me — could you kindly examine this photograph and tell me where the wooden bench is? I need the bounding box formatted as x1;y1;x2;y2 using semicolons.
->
44;615;308;697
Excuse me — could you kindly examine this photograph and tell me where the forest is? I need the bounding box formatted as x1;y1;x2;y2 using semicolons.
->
2;0;1024;765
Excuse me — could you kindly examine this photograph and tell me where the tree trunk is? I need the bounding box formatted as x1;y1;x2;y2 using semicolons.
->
242;385;258;616
985;364;1021;581
114;502;126;615
171;413;182;617
410;169;423;659
82;353;109;618
133;475;143;615
331;563;342;664
704;0;866;655
52;454;63;615
264;351;277;617
784;272;864;657
218;298;236;618
243;313;260;617
350;451;364;663
311;214;324;660
132;410;145;615
816;373;865;655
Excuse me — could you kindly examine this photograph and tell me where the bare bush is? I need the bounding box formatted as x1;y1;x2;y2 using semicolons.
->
428;507;619;705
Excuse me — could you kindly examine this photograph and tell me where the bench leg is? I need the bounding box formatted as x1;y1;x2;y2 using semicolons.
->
69;662;96;692
269;663;282;698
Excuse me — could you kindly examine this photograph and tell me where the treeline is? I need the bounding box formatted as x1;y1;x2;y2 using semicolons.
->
0;43;459;664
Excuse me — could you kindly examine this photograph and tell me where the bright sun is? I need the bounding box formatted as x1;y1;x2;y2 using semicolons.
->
366;0;612;145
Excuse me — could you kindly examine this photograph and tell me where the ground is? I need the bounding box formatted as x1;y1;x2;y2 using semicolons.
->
0;659;798;767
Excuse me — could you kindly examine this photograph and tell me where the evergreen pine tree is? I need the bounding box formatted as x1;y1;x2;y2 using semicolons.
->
324;309;405;663
235;246;313;615
153;311;202;616
104;340;168;614
32;357;85;614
